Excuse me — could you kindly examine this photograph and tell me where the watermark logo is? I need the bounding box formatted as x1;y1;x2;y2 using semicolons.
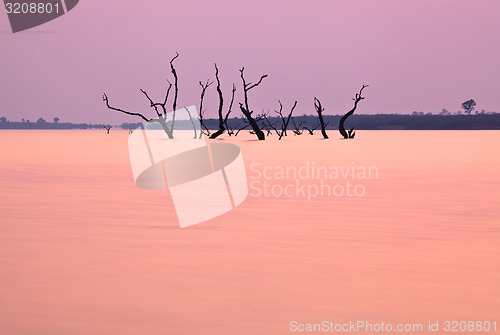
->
128;106;248;228
3;0;79;33
249;161;379;200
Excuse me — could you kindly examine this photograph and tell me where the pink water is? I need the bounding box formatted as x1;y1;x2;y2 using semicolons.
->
1;130;499;334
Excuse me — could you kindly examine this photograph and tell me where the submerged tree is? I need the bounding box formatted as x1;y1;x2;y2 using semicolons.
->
104;125;112;134
462;99;476;115
262;100;297;140
239;67;268;140
314;97;329;139
103;53;180;139
339;84;368;139
198;79;213;138
291;117;304;135
223;83;237;136
210;64;236;139
303;122;320;135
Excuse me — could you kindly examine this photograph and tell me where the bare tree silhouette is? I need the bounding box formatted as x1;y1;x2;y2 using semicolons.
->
234;123;250;136
198;79;213;138
303;122;320;135
314;97;329;139
339;84;368;139
104;125;112;134
276;100;297;139
184;106;198;139
222;83;237;136
291;117;304;135
102;53;180;139
239;67;267;140
262;101;297;140
210;64;237;139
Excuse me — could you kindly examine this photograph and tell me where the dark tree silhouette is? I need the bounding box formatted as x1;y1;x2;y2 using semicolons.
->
262;111;278;136
234;123;250;136
303;122;320;135
223;83;237;136
339;84;368;139
262;100;297;140
102;53;180;139
170;53;179;114
291;117;304;135
210;64;236;139
104;125;112;134
53;117;60;124
198;79;213;138
276;100;297;139
314;97;328;139
462;99;476;115
239;67;267;140
183;107;198;139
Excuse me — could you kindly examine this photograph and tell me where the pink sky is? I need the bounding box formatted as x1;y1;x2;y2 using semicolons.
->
1;0;499;123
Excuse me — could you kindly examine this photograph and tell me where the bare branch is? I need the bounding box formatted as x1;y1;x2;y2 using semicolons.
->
184;106;198;139
223;83;236;125
102;93;150;122
162;81;173;109
170;52;179;113
140;89;161;117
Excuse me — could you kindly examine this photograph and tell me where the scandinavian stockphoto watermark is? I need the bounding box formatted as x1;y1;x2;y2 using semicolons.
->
249;161;379;200
289;320;498;333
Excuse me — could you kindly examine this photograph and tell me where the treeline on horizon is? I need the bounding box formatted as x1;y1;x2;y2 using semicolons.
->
0;117;111;130
120;113;500;131
1;114;500;130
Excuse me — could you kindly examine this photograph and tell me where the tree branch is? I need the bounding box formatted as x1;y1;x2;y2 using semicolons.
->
102;93;150;122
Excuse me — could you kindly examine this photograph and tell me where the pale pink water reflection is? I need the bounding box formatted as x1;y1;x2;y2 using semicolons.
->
0;130;499;334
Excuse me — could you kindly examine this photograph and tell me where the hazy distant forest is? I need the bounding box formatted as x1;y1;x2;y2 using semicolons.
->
1;114;499;131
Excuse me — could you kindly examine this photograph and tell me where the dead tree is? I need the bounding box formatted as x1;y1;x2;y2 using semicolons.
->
239;67;267;140
339;84;368;139
314;97;328;139
261;101;297;140
104;125;112;134
291;117;304;135
234;123;250;136
276;100;297;140
222;83;236;136
303;122;320;135
102;53;180;139
210;64;236;139
198;79;213;137
184;107;198;139
261;111;277;136
223;83;236;136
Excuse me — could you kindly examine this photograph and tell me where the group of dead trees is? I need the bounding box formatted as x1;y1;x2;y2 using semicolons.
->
103;53;368;140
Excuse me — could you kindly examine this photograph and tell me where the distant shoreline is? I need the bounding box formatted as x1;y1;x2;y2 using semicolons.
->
1;114;499;130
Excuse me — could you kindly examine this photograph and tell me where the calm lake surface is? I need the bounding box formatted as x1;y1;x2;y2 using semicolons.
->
1;130;499;334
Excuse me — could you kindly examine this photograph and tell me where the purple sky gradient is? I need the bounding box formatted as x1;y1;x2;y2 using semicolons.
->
1;0;499;123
